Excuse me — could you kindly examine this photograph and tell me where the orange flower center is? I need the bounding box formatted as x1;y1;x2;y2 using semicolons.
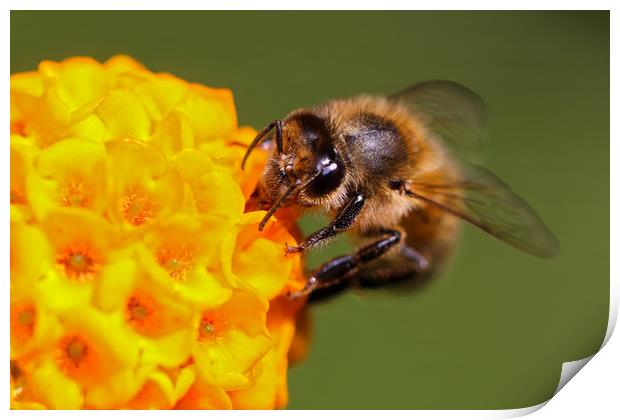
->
10;303;36;343
57;335;91;375
11;360;22;381
190;183;211;214
198;311;228;341
11;120;26;136
10;189;27;205
59;180;91;208
157;246;195;281
127;296;152;322
10;360;31;402
125;294;158;335
56;245;101;282
120;184;157;226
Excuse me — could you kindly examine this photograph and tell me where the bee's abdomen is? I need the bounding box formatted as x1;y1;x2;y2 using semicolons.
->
401;203;461;270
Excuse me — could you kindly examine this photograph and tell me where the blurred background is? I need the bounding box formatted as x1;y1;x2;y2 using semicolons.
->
11;11;609;409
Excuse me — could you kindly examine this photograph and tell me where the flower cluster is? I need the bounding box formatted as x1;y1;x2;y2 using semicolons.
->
10;56;307;409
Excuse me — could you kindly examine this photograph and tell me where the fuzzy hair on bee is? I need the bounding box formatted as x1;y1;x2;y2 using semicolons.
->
243;81;559;301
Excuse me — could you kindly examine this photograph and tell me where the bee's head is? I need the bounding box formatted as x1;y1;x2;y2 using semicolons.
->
242;111;346;230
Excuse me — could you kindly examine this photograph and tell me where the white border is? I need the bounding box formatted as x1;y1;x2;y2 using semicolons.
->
4;2;616;418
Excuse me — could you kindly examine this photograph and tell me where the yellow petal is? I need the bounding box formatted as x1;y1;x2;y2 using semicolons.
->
233;238;292;300
11;219;53;290
173;150;244;220
175;375;232;409
124;370;176;409
39;57;112;110
66;113;106;143
137;237;232;308
27;360;83;409
11;87;72;147
38;207;117;263
229;297;302;409
134;73;189;122
10;79;40;134
10;70;44;97
93;254;138;312
10;295;62;362
96;89;151;141
222;212;303;299
105;54;148;74
151;110;195;156
177;84;237;141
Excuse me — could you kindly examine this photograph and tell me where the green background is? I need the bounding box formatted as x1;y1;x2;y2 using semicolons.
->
11;11;610;409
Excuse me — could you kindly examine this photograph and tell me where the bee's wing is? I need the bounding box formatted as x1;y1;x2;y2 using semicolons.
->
390;80;486;163
409;161;560;259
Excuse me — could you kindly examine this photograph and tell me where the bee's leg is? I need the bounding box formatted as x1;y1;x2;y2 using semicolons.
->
288;228;400;299
307;244;429;303
285;193;365;254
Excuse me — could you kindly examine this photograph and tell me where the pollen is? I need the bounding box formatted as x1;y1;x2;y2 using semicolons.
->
198;311;228;341
119;184;157;226
56;245;102;282
58;180;91;208
126;294;157;335
57;335;90;375
191;186;210;213
10;303;36;343
156;246;195;281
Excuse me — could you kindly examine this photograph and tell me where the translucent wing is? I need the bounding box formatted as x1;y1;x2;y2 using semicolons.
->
390;80;486;163
406;161;560;258
391;80;558;257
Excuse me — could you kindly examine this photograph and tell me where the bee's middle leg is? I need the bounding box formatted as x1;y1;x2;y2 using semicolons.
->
285;193;365;254
288;228;404;299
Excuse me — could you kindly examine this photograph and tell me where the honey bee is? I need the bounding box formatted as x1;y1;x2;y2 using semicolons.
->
242;81;559;301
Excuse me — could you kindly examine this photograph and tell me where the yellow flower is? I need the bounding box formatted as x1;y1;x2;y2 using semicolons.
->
222;212;305;300
23;306;143;409
172;149;245;220
10;55;309;410
10;220;53;289
105;139;185;228
139;215;232;307
193;289;271;389
27;138;108;219
10;135;37;207
229;297;305;409
125;367;197;409
174;368;232;409
33;208;121;313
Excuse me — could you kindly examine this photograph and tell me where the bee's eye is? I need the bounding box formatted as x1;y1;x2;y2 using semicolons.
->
307;154;344;196
305;131;319;148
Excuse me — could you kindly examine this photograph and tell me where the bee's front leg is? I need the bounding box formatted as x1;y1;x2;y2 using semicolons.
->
285;193;365;254
288;228;402;299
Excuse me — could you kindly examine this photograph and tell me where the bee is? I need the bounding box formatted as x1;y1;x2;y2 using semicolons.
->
242;81;559;301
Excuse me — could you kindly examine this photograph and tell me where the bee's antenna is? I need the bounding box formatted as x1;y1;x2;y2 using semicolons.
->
258;170;320;231
241;120;283;170
258;181;298;231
